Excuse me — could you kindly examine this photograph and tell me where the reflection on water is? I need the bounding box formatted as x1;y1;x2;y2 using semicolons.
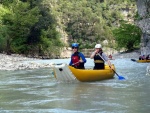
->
0;58;150;113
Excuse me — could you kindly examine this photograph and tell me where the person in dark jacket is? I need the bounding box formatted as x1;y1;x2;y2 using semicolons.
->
69;43;86;69
90;44;112;70
146;54;150;60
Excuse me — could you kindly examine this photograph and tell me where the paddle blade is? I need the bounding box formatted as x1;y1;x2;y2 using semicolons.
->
118;75;125;80
112;69;125;80
131;59;137;62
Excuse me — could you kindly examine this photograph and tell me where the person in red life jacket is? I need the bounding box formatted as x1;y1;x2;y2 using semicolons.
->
90;44;112;70
69;43;87;69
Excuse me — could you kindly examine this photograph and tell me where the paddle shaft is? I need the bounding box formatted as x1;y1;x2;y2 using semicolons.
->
72;61;80;66
97;53;112;68
98;54;120;76
108;65;120;77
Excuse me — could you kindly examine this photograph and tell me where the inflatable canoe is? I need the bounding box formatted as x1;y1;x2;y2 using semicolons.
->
52;63;115;82
131;59;150;63
137;60;150;63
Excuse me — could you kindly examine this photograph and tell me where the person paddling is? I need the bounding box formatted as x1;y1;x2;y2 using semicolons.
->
69;43;86;69
146;54;150;60
90;44;112;70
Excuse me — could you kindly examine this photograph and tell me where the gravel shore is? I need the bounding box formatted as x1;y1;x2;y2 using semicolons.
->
113;50;140;59
0;54;53;71
0;50;145;71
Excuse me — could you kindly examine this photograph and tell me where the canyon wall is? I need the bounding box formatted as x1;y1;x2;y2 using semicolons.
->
136;0;150;55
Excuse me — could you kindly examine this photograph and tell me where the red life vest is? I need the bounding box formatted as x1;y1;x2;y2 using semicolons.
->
72;53;80;67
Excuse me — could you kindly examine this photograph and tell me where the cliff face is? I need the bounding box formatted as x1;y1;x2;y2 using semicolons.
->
136;0;150;55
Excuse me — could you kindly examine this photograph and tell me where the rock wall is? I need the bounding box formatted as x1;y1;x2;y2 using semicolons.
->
136;0;150;55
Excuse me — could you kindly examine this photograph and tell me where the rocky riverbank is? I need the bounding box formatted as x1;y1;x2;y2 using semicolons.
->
113;49;141;59
0;50;147;71
0;54;53;71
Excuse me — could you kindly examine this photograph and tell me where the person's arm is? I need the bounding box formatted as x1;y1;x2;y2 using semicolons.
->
102;53;112;67
69;60;72;66
90;49;99;59
79;52;86;63
69;55;73;66
107;60;112;67
90;52;96;59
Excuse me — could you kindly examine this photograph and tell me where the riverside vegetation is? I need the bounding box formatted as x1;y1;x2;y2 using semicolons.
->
0;0;142;59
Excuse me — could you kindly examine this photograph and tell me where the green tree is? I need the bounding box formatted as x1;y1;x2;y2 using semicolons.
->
26;0;63;57
55;0;135;49
1;0;40;54
0;0;137;57
113;22;142;50
0;5;10;52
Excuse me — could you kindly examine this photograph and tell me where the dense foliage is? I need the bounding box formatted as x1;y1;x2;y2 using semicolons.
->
113;21;142;50
0;0;140;58
0;0;63;58
53;0;137;49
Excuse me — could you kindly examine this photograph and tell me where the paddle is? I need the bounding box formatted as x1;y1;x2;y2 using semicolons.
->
72;61;80;66
131;59;137;62
98;54;125;80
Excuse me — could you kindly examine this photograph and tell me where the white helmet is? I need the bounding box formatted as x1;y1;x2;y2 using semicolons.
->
95;44;102;48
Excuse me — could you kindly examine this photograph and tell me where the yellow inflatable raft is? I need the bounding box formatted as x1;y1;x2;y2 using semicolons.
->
53;63;115;82
131;59;150;63
137;60;150;63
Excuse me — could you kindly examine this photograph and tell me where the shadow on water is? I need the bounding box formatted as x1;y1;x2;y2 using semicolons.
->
0;58;150;113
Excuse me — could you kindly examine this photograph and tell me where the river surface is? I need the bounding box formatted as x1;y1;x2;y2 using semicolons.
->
0;58;150;113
